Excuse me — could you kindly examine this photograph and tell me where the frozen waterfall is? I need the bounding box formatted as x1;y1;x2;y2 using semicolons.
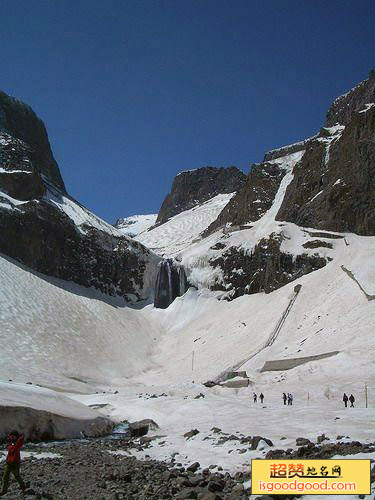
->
154;259;188;309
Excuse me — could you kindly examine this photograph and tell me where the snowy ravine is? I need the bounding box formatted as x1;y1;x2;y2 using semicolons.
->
1;146;374;499
1;73;375;498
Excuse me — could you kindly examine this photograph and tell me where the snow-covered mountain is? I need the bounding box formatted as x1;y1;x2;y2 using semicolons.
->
0;71;374;486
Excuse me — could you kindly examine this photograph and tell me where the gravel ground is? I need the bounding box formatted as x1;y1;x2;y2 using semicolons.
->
0;436;251;499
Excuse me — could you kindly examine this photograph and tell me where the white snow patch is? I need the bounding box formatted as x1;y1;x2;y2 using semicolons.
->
116;214;157;237
359;102;375;113
136;193;235;257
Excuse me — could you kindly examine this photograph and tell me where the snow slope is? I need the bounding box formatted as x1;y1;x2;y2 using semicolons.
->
0;253;161;392
135;193;235;257
115;214;157;237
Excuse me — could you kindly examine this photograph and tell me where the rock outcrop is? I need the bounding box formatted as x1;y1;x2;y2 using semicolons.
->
156;166;246;225
276;91;375;235
0;90;158;301
206;71;375;239
209;234;327;299
325;69;375;127
0;91;65;191
204;161;288;236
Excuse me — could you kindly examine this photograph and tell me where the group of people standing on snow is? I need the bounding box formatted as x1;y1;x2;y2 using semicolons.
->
283;392;293;406
251;391;358;408
253;392;264;404
343;393;355;408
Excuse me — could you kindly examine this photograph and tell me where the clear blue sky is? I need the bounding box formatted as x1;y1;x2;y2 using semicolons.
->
1;0;374;223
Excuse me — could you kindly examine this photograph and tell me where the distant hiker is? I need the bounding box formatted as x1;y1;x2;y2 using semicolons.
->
349;394;355;408
343;393;348;408
288;393;293;406
283;392;287;405
253;393;257;403
0;431;26;495
259;393;264;404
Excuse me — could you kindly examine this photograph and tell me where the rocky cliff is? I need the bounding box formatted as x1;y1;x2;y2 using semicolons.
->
156;166;246;225
0;91;159;302
276;74;375;236
0;91;65;191
206;71;375;238
181;71;375;301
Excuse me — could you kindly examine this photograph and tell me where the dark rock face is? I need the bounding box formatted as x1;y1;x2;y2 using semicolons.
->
0;199;156;299
154;259;188;308
325;70;375;127
156;166;246;225
0;91;65;191
209;235;327;299
276;106;375;235
204;162;287;236
0;90;158;301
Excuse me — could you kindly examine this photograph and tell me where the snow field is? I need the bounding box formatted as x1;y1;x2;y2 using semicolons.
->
136;193;235;257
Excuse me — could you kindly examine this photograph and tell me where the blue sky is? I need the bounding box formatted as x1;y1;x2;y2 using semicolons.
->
1;0;374;223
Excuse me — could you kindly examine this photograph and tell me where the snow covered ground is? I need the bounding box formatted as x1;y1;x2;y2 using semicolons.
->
115;214;157;237
1;141;374;498
135;193;235;257
72;384;375;472
0;254;161;392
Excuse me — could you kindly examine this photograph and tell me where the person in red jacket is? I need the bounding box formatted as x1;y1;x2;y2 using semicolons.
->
0;430;26;495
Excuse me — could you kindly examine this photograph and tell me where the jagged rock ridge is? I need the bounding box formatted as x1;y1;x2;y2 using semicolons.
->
206;71;375;238
156;166;246;225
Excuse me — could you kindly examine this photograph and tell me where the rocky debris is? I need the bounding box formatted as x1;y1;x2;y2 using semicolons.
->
317;433;329;444
128;419;159;438
266;440;375;460
251;436;273;450
0;90;159;302
296;437;313;447
184;429;200;440
156;166;246;225
204;161;287;236
302;240;333;249
187;462;200;473
209;234;327;299
203;381;218;388
0;438;251;499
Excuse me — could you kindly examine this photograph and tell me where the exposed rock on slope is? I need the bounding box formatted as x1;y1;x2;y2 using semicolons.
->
277;96;375;235
209;234;327;299
204;161;288;235
326;69;375;127
156;166;246;225
0;90;65;191
206;72;375;240
0;90;158;301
